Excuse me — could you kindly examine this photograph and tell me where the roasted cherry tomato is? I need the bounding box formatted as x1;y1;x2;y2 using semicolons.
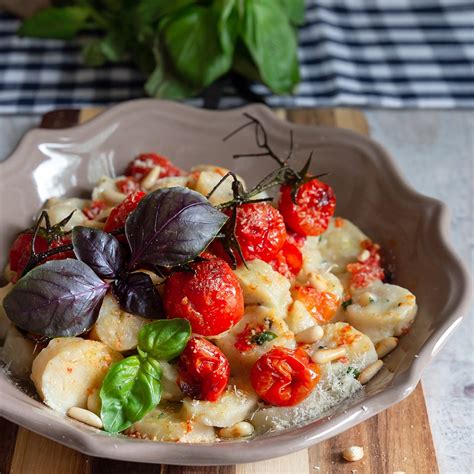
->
83;199;107;220
164;255;244;336
177;337;230;402
291;284;339;324
269;240;303;279
234;324;277;353
231;202;287;263
347;240;384;288
250;346;320;406
115;177;141;195
9;231;72;282
103;191;146;233
125;153;184;181
279;179;336;236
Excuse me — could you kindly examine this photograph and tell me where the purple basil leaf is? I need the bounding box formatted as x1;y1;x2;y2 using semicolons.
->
112;272;164;319
3;259;109;337
72;226;123;279
126;187;228;268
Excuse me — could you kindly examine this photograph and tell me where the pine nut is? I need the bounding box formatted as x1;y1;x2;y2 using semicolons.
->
357;360;383;385
87;389;101;416
67;407;103;429
311;346;346;364
359;291;376;306
375;337;398;358
102;189;127;205
358;250;370;262
342;446;364;462
308;273;327;292
219;421;254;439
295;325;324;344
141;165;162;190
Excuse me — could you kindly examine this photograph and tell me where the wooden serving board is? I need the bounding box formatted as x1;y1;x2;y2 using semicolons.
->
0;107;439;474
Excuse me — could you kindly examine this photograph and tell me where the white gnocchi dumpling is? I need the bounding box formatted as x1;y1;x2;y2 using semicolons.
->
181;382;257;428
213;305;295;375
345;280;417;343
44;197;88;230
318;218;369;274
31;337;122;414
91;175;126;205
89;293;152;352
1;326;37;378
160;361;183;401
149;176;188;191
286;300;316;334
0;283;13;339
297;236;325;279
233;259;291;318
128;403;216;442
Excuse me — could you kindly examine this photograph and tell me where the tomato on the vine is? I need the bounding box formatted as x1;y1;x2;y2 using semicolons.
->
250;346;320;406
163;255;244;336
347;240;384;288
177;337;230;402
125;153;184;181
291;285;339;324
103;191;146;233
230;202;287;263
279;178;336;236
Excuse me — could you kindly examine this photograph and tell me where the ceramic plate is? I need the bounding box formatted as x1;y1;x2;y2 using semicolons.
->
0;100;470;465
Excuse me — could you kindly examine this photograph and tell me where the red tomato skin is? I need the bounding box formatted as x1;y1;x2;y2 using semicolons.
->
83;200;107;220
291;285;340;324
125;153;184;181
177;337;230;402
347;240;384;288
251;347;320;407
115;177;141;195
269;240;303;279
103;191;146;233
279;179;336;236
231;203;287;263
164;256;244;336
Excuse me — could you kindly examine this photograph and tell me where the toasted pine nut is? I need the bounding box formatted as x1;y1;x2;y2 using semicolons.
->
141;165;162;190
87;389;101;416
311;346;346;364
358;249;370;262
295;325;324;344
67;407;103;429
375;337;398;358
342;446;364;462
308;273;327;292
102;189;127;205
82;220;105;229
357;360;383;384
219;421;254;439
359;291;376;306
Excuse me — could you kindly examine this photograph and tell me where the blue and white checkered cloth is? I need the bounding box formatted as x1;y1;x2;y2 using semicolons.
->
0;0;473;113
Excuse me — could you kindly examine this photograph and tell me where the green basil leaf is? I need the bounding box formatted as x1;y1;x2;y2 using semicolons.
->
18;7;91;40
135;0;197;26
100;355;162;433
277;0;306;25
241;0;300;94
162;5;234;88
138;319;191;361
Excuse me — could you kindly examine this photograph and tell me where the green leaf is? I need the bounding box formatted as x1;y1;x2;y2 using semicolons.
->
277;0;306;25
100;355;162;433
82;41;106;67
241;0;300;94
162;5;235;88
18;7;91;40
138;319;191;361
135;0;197;26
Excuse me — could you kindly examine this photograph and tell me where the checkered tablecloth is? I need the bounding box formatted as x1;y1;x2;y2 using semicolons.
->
0;0;473;113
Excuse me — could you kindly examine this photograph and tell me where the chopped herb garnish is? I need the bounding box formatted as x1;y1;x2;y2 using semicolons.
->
250;331;277;346
347;366;360;378
369;297;375;303
342;299;353;310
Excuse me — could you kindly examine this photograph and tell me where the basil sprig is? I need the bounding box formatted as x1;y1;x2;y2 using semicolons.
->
100;318;191;433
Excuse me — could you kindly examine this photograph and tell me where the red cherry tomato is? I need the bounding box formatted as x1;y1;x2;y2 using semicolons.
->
164;255;244;336
9;232;72;282
279;179;336;236
291;285;339;324
269;240;303;279
177;337;230;402
115;177;141;195
83;200;107;220
250;346;320;407
230;202;287;263
347;240;384;288
125;153;184;181
103;191;146;233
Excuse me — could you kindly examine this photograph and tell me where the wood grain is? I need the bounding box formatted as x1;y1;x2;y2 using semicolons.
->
0;106;439;474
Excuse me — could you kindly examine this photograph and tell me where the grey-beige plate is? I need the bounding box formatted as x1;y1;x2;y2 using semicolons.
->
0;100;470;465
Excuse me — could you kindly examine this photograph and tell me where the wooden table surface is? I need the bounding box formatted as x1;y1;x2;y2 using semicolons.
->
0;107;441;474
